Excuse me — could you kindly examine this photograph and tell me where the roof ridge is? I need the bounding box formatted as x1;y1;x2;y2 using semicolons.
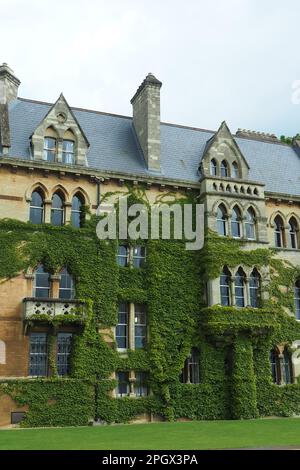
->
17;97;132;120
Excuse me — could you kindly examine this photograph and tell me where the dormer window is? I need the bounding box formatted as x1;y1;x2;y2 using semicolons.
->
31;94;89;166
44;137;57;162
232;162;239;178
220;160;228;177
62;140;74;164
62;130;75;164
210;159;217;176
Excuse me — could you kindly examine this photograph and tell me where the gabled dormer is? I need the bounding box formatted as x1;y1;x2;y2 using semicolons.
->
31;94;89;166
200;121;249;180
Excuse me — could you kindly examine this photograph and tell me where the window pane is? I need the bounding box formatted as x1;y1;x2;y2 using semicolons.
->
57;333;72;376
117;245;128;267
132;246;146;268
117;371;129;397
59;269;75;300
31;191;43;207
34;266;50;298
51;209;64;226
30;207;43;224
29;333;48;376
116;304;128;348
135;372;149;397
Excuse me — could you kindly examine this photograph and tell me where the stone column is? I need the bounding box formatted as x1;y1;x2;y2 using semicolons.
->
245;277;250;306
44;200;52;223
64;202;72;225
129;371;136;397
50;274;60;298
129;303;135;350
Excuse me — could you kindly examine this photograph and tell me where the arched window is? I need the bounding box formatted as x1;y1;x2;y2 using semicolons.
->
71;193;85;228
34;264;50;298
217;204;227;236
270;349;280;385
231;206;241;238
274;215;285;248
295;279;300;320
59;267;75;300
289;217;298;249
282;347;293;384
0;340;6;365
220;266;231;306
29;189;44;224
245;208;256;240
210;159;217;176
235;267;246;307
180;348;200;384
43;127;57;162
220;160;228;177
232;162;239;178
249;268;260;308
62;130;75;164
51;192;65;226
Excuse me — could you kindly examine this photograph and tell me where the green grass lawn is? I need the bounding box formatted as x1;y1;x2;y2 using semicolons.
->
0;418;300;450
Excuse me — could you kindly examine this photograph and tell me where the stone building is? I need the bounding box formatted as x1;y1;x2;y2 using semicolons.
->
0;63;300;426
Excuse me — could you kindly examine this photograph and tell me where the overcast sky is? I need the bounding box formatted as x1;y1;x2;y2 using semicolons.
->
2;0;300;136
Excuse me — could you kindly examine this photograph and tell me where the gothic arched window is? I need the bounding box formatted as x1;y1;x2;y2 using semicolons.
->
30;189;44;224
274;215;285;248
220;160;228;177
231;206;241;238
289;217;298;249
217;204;227;236
220;266;231;306
59;267;75;300
210;159;217;176
33;264;51;298
51;192;65;226
232;161;239;178
245;208;256;240
71;193;85;228
234;267;246;307
249;268;260;308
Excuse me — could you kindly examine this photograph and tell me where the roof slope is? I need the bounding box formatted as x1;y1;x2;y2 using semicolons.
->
3;98;300;195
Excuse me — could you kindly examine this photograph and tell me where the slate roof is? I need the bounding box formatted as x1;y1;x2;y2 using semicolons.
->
3;97;300;196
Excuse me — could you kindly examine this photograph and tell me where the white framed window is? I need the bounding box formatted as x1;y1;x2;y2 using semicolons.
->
234;267;246;307
220;267;231;306
117;245;146;268
245;208;256;240
231;206;241;238
116;303;147;351
62;139;75;164
289;217;298;249
43;136;57;162
217;205;227;236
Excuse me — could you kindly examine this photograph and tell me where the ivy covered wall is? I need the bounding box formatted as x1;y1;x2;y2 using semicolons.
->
1;189;300;426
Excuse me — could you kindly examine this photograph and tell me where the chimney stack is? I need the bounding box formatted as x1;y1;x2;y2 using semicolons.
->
131;73;162;172
0;63;20;104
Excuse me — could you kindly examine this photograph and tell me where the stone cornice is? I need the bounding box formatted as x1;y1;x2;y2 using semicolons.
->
0;157;200;190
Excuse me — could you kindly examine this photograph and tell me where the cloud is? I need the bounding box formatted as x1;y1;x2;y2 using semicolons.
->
1;0;300;136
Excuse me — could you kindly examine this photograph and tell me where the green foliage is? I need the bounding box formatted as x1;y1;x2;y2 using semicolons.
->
1;189;300;425
0;379;94;427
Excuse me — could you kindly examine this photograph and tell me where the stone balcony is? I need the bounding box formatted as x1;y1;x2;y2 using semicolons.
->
23;297;86;321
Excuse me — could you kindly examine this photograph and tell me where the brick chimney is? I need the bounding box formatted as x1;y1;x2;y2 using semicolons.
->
0;63;20;104
131;73;162;172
